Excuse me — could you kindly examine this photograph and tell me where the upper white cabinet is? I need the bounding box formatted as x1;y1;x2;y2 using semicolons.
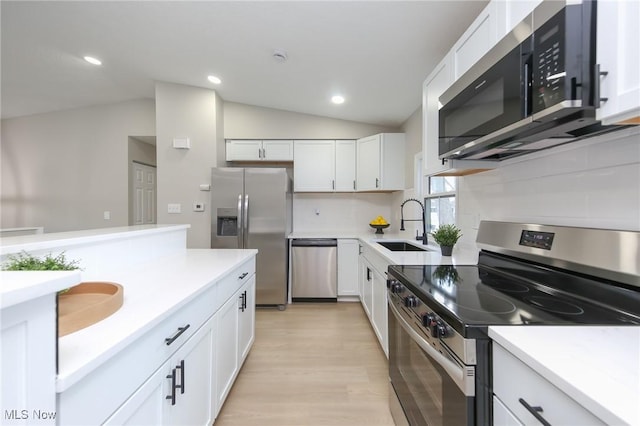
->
596;0;640;125
293;140;336;192
356;133;405;191
293;140;356;192
226;139;293;161
335;140;357;191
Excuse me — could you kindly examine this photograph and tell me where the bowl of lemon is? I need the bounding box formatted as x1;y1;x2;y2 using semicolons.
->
369;216;390;234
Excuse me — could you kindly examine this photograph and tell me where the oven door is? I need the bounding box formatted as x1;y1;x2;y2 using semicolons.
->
388;299;475;426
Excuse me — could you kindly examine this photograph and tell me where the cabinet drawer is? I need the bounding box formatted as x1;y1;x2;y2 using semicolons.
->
58;283;219;425
217;257;256;308
493;344;605;426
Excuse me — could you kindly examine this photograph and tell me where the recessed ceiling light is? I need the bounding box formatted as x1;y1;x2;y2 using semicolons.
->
331;95;345;104
83;56;102;66
207;75;222;85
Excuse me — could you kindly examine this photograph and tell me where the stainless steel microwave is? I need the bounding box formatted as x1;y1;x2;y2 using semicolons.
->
438;0;618;161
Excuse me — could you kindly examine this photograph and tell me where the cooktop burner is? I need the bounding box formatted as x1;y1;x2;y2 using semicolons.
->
388;252;640;338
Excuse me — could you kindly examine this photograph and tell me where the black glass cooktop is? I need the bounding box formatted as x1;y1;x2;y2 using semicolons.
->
388;252;640;338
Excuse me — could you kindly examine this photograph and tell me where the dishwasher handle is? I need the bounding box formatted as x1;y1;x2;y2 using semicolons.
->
291;239;337;247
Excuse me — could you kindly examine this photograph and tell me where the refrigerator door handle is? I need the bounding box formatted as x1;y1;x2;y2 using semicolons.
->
237;194;243;248
244;195;250;247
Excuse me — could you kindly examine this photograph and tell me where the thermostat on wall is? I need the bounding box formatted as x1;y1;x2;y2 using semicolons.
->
173;137;191;149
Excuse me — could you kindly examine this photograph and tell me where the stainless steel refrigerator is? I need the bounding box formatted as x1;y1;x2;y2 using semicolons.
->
211;167;292;309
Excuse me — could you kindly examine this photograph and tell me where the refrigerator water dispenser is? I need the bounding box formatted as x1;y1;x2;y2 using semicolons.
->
216;208;238;236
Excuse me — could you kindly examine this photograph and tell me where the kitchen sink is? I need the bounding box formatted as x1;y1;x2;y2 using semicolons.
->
376;241;429;252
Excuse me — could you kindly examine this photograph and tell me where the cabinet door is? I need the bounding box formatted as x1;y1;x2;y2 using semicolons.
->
263;140;293;161
103;361;169;426
371;267;388;357
1;296;56;426
215;294;239;408
493;396;523;426
226;140;262;161
361;261;374;319
423;57;454;176
356;135;381;190
335;140;356;191
166;315;215;426
378;133;405;190
293;140;335;191
596;0;640;124
451;2;500;80
238;276;256;364
337;239;359;296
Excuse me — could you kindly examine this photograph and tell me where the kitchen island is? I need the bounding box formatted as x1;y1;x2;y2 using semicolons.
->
0;225;258;425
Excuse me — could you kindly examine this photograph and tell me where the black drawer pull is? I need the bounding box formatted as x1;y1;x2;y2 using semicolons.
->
166;369;176;405
165;324;191;346
239;291;246;312
175;359;185;394
238;272;248;279
519;398;551;426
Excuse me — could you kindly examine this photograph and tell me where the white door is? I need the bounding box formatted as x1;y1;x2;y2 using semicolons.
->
132;162;157;225
356;135;381;190
293;140;335;191
335;140;356;191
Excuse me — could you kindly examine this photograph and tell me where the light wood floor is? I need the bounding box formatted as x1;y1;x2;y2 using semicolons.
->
214;303;395;426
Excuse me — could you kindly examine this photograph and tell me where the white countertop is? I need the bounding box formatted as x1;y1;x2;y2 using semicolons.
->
489;326;640;426
0;224;190;255
56;248;257;392
289;231;479;266
0;271;82;309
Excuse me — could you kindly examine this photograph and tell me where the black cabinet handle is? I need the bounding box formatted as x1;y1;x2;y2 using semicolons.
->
175;360;185;394
519;398;551;426
239;272;248;280
367;267;372;281
165;324;191;346
166;369;176;405
239;291;247;312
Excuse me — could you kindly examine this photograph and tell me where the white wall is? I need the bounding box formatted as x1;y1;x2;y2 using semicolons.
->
401;107;423;189
457;128;640;244
1;99;155;232
224;102;397;139
155;82;220;248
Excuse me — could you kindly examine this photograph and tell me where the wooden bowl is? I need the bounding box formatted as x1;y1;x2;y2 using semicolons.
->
58;281;124;337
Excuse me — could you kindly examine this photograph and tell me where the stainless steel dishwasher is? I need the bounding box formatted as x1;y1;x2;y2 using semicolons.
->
291;238;337;302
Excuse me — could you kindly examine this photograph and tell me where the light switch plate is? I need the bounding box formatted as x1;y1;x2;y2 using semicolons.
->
168;203;181;214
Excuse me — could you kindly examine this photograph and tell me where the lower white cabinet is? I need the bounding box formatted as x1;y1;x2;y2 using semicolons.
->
1;295;57;425
337;239;359;297
104;315;216;426
216;275;255;416
58;258;256;426
493;343;605;425
493;395;523;426
358;245;389;357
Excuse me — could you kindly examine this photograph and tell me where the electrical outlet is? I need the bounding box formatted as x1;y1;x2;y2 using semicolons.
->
193;203;205;212
168;203;181;214
103;211;111;220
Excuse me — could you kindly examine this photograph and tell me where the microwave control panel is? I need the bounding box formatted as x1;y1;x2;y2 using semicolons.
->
533;8;566;112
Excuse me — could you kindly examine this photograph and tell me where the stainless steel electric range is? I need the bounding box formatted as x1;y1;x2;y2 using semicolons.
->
387;221;640;426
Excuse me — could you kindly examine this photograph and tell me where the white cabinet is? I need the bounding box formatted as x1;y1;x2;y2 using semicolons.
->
493;343;606;425
1;295;56;425
358;244;389;357
238;276;255;365
335;140;357;191
104;315;216;426
293;140;356;192
337;239;359;297
215;275;255;415
596;0;640;125
493;396;523;426
226;140;293;161
356;133;405;191
293;140;335;192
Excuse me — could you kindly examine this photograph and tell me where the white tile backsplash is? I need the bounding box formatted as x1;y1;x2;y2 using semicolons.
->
459;128;640;242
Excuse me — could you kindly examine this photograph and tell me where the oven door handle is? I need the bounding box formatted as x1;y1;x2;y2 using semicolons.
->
389;298;475;397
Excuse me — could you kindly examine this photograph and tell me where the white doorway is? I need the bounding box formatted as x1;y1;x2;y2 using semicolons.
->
131;162;157;225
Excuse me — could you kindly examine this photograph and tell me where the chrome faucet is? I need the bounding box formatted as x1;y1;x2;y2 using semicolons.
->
400;198;428;245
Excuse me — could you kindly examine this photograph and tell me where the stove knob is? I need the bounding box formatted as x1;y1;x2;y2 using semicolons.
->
404;295;418;308
391;283;403;294
422;312;436;327
431;321;448;338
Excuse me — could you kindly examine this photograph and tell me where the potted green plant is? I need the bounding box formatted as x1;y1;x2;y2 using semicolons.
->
431;224;462;256
2;251;80;271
